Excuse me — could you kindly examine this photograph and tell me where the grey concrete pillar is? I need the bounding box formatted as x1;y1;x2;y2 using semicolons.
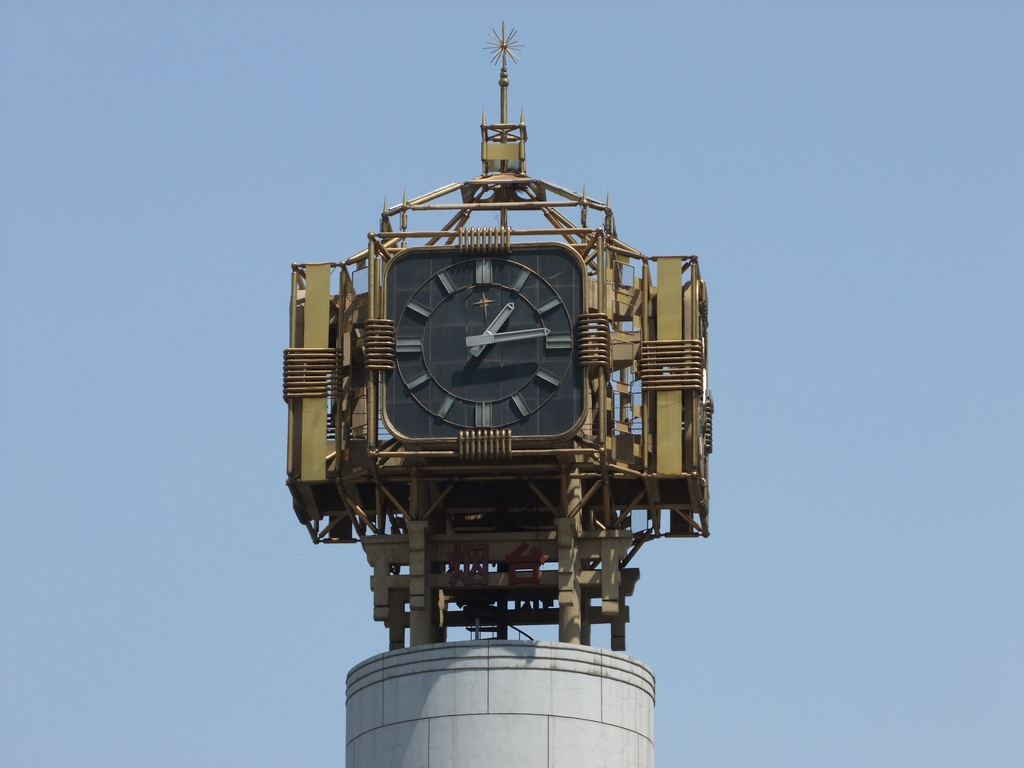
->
346;640;655;768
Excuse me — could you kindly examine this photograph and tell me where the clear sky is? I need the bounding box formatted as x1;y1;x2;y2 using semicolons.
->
1;3;1022;767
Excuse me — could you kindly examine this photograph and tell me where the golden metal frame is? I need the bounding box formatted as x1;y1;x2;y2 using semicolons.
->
282;27;712;651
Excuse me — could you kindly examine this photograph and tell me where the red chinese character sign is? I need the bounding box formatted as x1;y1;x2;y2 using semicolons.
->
446;542;549;588
507;543;548;585
449;543;489;587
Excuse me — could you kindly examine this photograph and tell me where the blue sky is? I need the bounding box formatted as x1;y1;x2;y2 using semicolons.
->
1;3;1022;766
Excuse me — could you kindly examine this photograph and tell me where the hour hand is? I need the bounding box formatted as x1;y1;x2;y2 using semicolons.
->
465;326;551;347
468;302;515;357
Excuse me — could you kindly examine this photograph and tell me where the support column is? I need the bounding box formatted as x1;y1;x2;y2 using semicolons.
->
557;516;581;644
600;538;621;617
580;600;592;646
564;471;583;518
388;589;406;650
408;520;434;646
368;549;390;623
611;612;627;652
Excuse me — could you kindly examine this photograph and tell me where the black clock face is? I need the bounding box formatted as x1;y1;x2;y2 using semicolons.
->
383;245;584;440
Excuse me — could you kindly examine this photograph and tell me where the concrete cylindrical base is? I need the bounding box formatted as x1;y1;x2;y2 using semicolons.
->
346;640;655;768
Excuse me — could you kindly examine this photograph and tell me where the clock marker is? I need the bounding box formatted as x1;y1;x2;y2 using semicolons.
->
406;371;431;390
536;297;562;315
406;299;431;319
475;259;492;284
437;394;456;419
475;401;492;427
511;393;530;417
437;270;456;295
546;334;572;349
536;368;561;387
473;294;496;318
397;338;422;353
510;268;530;293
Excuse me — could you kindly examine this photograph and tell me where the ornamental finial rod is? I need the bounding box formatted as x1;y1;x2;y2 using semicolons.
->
486;21;522;124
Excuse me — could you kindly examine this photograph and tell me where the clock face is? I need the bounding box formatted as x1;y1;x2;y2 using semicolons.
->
383;244;584;440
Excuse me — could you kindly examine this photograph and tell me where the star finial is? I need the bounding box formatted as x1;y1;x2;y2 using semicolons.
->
486;22;523;69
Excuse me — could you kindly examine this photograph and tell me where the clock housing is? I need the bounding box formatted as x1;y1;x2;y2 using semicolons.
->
382;243;584;441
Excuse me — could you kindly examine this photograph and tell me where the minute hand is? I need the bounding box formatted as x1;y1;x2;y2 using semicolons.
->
465;327;550;347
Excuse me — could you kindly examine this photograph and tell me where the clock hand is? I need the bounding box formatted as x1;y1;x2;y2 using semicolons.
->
469;302;515;357
465;326;551;347
484;302;515;334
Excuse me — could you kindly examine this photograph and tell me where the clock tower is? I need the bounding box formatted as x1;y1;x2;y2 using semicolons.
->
282;23;712;653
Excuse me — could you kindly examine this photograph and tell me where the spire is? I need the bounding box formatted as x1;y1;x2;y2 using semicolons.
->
481;24;527;176
486;22;522;123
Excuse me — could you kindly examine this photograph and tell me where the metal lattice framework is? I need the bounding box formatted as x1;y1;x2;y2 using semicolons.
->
282;26;712;651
